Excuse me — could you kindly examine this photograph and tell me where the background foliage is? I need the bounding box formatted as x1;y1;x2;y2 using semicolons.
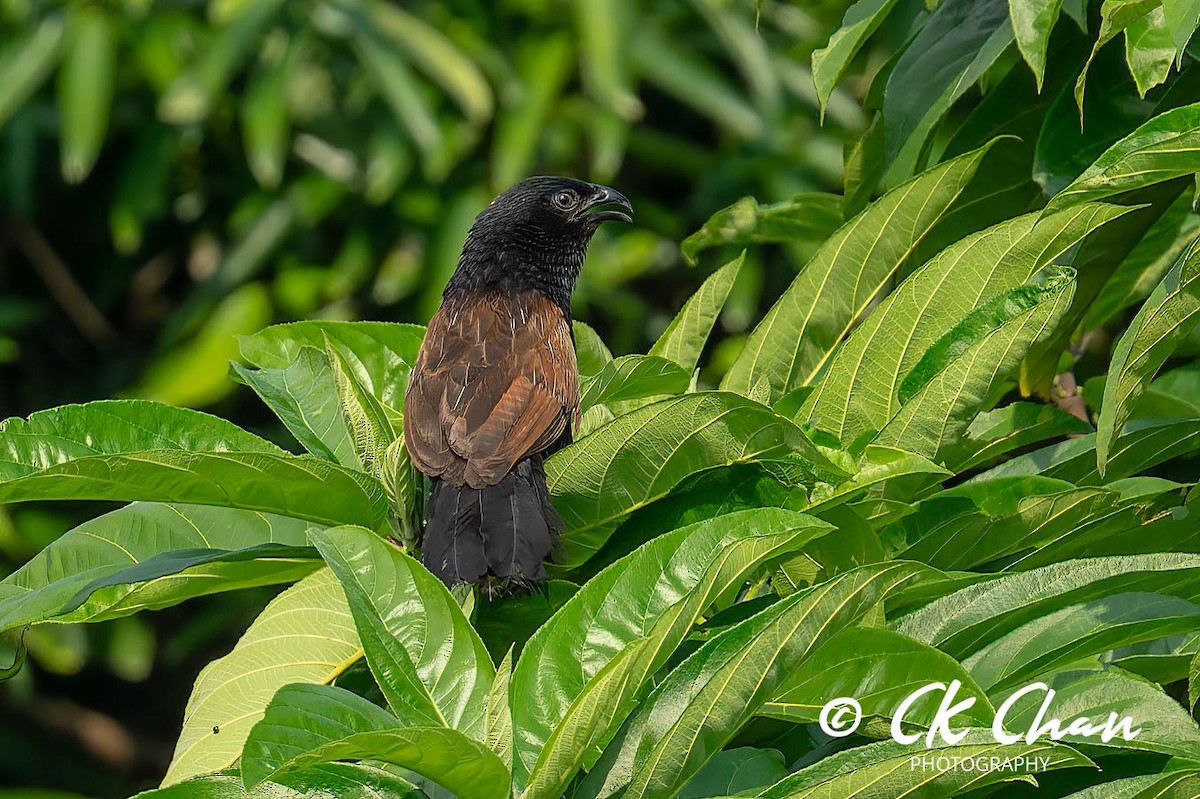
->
5;0;1200;798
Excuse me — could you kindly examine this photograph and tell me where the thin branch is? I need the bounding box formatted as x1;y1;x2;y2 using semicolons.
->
2;217;120;348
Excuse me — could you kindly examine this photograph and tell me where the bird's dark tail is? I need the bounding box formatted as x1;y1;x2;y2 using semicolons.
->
420;455;561;586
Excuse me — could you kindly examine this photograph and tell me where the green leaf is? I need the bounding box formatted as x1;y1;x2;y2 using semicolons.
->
812;0;902;118
944;402;1094;472
248;726;507;798
1010;0;1065;90
872;268;1077;459
549;392;846;569
133;765;424;799
238;322;426;411
1062;771;1200;799
158;0;285;124
325;340;397;478
721;143;996;402
241;35;296;190
632;26;762;139
1075;0;1162;115
358;0;494;124
520;637;657;799
1084;193;1200;330
895;553;1200;658
964;592;1200;691
997;665;1200;758
680;195;842;266
802;204;1127;447
511;509;834;789
241;684;398;788
163;568;361;785
0;401;387;526
574;321;614;377
760;626;994;728
1098;241;1200;472
881;0;1014;182
576;562;926;799
574;0;641;121
57;5;116;182
1047;101;1200;211
0;400;280;470
0;503;316;633
678;748;787;799
579;355;692;414
491;35;574;189
1191;644;1200;711
310;527;493;738
0;15;65;130
649;255;742;373
486;648;513;770
350;20;441;158
1126;6;1177;97
1164;0;1200;52
232;348;355;465
756;733;1090;798
0;450;386;530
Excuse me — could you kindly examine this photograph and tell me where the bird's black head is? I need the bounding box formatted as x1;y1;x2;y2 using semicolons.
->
444;176;633;316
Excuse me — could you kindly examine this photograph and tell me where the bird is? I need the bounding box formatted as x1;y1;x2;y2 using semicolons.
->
403;176;633;586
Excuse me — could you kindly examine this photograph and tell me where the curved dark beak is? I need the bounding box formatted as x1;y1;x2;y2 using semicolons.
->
582;184;633;224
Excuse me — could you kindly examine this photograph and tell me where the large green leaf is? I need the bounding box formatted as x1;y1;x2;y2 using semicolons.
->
1061;771;1200;799
511;509;834;789
679;747;786;799
720;144;996;402
310;527;493;738
248;725;506;798
579;355;692;414
943;402;1093;472
1047;101;1200;211
239;682;508;798
1010;0;1065;91
971;418;1200;485
894;553;1200;658
57;5;116;182
811;0;901;117
133;765;424;799
238;321;425;410
0;400;388;527
802;205;1125;446
881;0;1013;182
872;268;1076;459
240;684;397;787
760;626;994;728
232;348;355;465
163;568;361;785
1084;192;1200;330
1125;7;1177;97
679;196;841;266
576;562;926;799
964;592;1200;691
0;15;65;130
0;400;281;471
549;392;845;569
1098;240;1200;472
0;502;317;633
756;734;1090;799
997;665;1200;758
649;255;742;373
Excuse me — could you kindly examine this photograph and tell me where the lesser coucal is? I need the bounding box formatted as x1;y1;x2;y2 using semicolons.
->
404;177;633;586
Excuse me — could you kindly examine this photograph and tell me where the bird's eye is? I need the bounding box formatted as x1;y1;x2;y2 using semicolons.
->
552;190;576;210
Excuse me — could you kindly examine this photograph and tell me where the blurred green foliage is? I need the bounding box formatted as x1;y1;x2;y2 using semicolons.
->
0;1;860;795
